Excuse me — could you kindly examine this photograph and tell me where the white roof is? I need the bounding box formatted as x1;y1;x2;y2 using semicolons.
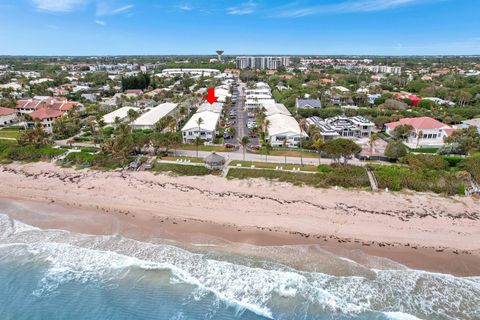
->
197;102;223;113
182;111;220;132
266;114;307;137
132;103;177;126
264;103;291;116
256;82;271;90
333;86;350;92
103;107;139;124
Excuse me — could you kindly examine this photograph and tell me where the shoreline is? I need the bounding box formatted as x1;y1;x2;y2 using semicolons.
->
0;162;479;276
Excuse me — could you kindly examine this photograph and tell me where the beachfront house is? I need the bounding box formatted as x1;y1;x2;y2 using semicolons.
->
0;107;17;126
28;107;64;133
181;111;220;144
102;106;140;126
130;103;178;130
385;117;453;148
307;116;375;140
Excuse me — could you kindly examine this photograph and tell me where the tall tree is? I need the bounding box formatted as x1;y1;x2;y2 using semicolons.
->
240;136;250;161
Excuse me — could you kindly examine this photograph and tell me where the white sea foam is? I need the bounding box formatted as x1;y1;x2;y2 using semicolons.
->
384;312;424;320
0;213;479;320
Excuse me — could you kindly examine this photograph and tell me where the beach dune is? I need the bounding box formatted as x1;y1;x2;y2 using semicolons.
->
0;162;479;276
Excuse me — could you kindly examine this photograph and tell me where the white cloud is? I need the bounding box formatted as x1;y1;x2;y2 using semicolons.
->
31;0;88;12
227;1;257;15
96;2;134;16
176;4;193;11
95;19;106;25
275;0;435;17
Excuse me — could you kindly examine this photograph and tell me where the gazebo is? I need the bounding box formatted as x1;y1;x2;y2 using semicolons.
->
204;152;225;170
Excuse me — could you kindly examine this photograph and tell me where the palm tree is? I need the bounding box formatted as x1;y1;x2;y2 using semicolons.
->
369;133;379;157
195;117;204;159
312;134;324;165
264;143;272;162
416;130;423;149
240;136;250;161
298;119;307;167
194;137;202;159
127;109;139;122
282;139;288;164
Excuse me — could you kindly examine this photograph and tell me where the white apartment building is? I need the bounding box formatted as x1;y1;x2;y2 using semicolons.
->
131;103;178;130
236;56;290;70
181;111;220;143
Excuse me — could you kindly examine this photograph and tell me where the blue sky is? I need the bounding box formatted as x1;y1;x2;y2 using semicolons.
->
0;0;479;55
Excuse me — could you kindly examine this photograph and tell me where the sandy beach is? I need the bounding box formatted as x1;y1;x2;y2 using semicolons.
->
0;162;479;276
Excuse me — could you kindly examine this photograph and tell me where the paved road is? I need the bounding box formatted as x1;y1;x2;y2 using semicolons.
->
234;82;248;142
173;149;386;167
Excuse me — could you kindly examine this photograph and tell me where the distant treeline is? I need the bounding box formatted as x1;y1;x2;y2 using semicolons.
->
121;73;151;91
157;62;235;72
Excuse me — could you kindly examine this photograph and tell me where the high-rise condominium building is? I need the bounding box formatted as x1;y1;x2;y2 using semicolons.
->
235;56;290;70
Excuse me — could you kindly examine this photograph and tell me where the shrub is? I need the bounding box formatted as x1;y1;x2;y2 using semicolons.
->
463;155;480;181
228;165;369;189
442;156;464;168
153;163;213;176
0;144;65;162
384;141;407;160
401;154;449;170
370;165;465;195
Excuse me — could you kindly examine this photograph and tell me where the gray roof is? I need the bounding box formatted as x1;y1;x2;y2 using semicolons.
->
462;118;480;127
205;152;225;163
296;99;321;109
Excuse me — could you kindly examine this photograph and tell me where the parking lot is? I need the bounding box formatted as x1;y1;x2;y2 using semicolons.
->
224;80;259;147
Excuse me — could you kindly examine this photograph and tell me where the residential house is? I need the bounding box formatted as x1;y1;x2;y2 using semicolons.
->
131;103;178;130
266;114;308;147
28;107;64;133
181;111;220;143
385;117;453;148
102;107;140;126
458;118;480;135
125;89;143;98
295;98;321;109
0;107;17;126
307;116;375;140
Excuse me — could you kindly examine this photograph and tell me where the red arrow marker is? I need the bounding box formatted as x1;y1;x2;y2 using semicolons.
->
205;87;218;104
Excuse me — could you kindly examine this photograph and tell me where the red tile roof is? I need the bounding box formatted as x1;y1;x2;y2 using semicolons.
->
126;89;143;94
29;107;64;120
385;117;450;130
0;107;16;116
15;99;46;110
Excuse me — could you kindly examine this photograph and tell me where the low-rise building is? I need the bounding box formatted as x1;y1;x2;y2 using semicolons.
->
307;116;375;139
266;114;307;147
295;98;321;109
158;68;221;77
28;107;64;133
181;111;220;143
385;117;453;148
130;103;178;130
0;107;17;126
458;118;480;134
102;107;140;126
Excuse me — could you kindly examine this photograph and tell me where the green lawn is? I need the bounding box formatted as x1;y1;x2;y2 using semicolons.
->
159;156;204;164
229;160;318;172
254;149;320;159
0;129;22;140
179;144;235;152
153;162;217;176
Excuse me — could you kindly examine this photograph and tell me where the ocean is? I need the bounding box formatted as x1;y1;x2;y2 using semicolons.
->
0;213;479;320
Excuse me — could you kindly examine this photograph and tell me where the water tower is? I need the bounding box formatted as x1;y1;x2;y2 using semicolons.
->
216;50;224;62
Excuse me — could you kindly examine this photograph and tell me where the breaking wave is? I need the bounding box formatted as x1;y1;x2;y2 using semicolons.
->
0;213;479;320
